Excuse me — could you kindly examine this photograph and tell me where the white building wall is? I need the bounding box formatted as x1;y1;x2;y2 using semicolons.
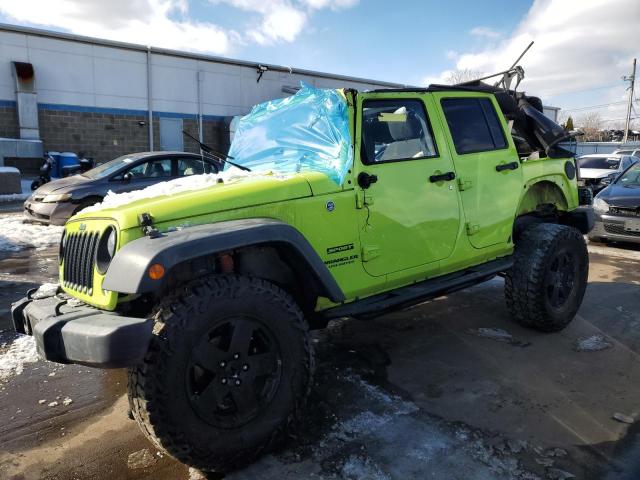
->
0;27;399;118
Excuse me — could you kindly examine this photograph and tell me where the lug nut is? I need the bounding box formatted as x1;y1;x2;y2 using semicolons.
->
235;379;241;386
242;364;249;371
233;353;240;360
221;378;227;385
219;361;226;367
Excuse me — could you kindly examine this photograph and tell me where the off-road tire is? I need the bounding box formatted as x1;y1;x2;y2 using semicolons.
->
505;223;588;332
128;274;313;472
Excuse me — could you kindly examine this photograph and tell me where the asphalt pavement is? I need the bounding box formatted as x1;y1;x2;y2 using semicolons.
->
1;207;639;480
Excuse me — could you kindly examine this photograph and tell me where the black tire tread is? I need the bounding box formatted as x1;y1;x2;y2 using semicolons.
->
505;223;588;332
128;274;313;472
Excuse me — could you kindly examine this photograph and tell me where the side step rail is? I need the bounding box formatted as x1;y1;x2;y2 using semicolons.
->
319;256;513;321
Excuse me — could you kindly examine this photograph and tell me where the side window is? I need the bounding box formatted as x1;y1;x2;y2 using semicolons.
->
126;158;172;179
441;98;507;154
361;99;437;164
177;157;216;176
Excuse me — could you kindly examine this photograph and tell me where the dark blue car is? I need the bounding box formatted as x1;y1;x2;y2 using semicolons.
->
590;161;640;244
24;151;220;225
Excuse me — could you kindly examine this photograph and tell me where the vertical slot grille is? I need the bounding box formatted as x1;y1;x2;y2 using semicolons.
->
62;231;100;294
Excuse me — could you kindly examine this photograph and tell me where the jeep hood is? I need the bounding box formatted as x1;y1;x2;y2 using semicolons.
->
71;170;338;230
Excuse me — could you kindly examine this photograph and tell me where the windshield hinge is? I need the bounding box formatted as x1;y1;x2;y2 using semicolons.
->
465;222;480;236
457;177;473;191
355;190;374;209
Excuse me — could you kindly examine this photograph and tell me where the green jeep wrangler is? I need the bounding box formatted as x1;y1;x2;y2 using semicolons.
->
12;74;593;472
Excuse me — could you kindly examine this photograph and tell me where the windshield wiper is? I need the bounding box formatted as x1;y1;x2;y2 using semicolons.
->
182;130;251;172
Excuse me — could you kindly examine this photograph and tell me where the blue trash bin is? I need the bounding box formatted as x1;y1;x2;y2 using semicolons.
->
59;152;80;177
46;151;61;178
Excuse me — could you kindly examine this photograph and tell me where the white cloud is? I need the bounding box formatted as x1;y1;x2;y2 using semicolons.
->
469;26;501;39
0;0;235;54
213;0;359;46
423;0;640;122
0;0;360;54
301;0;359;10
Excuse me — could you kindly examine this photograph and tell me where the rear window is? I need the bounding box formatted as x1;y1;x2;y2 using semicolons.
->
441;98;507;154
578;156;620;169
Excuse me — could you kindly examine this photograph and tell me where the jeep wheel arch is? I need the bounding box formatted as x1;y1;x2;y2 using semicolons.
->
102;218;345;305
516;180;569;218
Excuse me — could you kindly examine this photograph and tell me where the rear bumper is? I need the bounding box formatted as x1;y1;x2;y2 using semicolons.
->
11;287;153;368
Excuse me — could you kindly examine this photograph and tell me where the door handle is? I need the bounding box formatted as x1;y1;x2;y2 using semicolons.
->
429;171;456;183
495;161;519;172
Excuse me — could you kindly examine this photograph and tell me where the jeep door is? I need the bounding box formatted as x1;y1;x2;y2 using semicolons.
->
355;93;461;277
434;94;522;249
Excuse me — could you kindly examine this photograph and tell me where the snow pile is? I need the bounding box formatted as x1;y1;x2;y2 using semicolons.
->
0;335;40;380
32;282;60;299
0;215;64;252
80;167;289;214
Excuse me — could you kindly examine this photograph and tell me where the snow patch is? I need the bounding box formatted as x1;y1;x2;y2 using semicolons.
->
32;283;60;299
0;335;40;380
80;167;289;214
0;215;64;252
466;327;531;347
341;455;391;480
573;334;612;352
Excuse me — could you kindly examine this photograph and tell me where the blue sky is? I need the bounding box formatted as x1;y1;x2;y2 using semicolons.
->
0;0;638;127
185;0;532;86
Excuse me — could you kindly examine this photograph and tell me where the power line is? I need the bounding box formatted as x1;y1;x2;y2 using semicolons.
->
562;100;629;113
544;83;622;98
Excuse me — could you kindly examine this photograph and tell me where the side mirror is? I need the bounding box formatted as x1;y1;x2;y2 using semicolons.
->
123;172;132;183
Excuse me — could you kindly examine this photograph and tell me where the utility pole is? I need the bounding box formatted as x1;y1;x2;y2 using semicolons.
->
622;58;636;144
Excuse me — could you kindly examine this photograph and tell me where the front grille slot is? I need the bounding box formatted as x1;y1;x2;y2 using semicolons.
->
609;207;640;217
604;223;640;237
62;231;100;293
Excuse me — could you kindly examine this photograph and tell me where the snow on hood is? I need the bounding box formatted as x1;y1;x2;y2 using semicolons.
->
80;167;291;214
579;168;617;179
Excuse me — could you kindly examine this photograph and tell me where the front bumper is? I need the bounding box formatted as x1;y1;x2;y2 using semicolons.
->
11;287;153;368
560;206;595;234
589;213;640;245
23;199;77;225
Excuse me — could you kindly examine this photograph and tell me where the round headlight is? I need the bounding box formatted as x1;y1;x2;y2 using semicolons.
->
58;230;67;265
96;227;117;274
107;229;116;257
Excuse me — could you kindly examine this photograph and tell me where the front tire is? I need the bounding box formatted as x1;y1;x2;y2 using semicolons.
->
505;224;588;332
128;275;313;472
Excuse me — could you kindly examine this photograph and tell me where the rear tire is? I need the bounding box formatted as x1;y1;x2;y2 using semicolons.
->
128;274;313;472
505;224;588;332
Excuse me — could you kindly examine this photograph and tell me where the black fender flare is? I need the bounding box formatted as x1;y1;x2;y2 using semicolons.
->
102;218;345;303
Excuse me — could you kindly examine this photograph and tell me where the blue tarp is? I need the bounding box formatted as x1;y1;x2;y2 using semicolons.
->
227;83;353;184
